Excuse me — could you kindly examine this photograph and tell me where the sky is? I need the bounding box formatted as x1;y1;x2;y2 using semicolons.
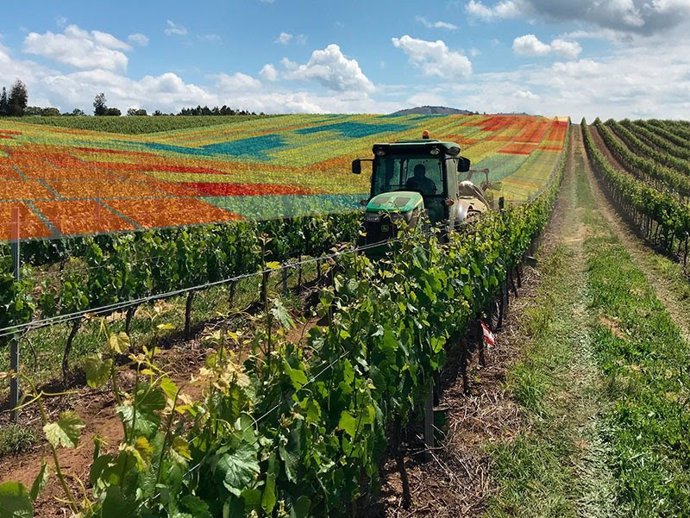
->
1;0;690;120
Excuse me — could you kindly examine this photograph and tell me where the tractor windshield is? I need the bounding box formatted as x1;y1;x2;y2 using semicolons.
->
372;156;444;197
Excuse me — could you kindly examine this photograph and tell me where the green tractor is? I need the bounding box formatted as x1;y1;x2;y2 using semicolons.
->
352;134;491;252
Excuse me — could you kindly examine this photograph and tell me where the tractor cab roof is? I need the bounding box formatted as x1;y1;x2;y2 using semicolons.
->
372;139;461;157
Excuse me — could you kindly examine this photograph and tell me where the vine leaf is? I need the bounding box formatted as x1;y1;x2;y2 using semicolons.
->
180;495;212;518
43;411;85;449
29;463;48;502
261;473;276;513
108;332;130;354
0;481;33;518
293;496;312;518
217;444;260;496
271;299;295;329
84;354;112;388
338;410;358;438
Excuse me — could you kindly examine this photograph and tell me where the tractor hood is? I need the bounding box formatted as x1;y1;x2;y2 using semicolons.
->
366;191;424;214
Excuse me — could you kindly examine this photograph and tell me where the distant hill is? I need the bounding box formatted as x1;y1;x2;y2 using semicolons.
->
390;106;477;116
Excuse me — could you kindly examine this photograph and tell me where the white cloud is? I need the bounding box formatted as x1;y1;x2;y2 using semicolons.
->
514;89;539;100
465;0;522;20
513;34;551;56
164;20;187;37
416;16;458;30
391;35;472;79
2;35;392;114
23;25;130;72
551;59;602;77
513;34;582;58
558;29;623;42
275;32;306;45
549;39;582;58
406;91;448;107
281;43;375;92
260;63;278;81
215;72;261;91
128;33;149;47
276;32;293;44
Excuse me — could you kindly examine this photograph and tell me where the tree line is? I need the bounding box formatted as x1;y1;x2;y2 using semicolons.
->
0;80;28;117
0;79;261;117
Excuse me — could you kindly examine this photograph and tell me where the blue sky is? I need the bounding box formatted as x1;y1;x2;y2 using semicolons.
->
1;0;690;119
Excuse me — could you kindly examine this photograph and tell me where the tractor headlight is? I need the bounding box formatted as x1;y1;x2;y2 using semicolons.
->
388;212;406;222
365;212;381;223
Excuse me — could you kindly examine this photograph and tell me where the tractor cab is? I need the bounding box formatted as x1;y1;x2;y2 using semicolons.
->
352;135;474;249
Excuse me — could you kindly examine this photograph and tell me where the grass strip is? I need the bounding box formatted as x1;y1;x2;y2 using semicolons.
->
585;229;690;516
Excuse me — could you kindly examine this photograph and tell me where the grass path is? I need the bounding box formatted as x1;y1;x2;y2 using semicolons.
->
487;125;616;517
487;125;690;516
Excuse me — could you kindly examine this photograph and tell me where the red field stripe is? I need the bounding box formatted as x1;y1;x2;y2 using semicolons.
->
144;164;230;175
179;182;314;196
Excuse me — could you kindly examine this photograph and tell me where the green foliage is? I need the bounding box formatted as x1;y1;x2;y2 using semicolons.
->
626;120;690;162
29;463;49;503
0;481;33;517
0;250;35;344
28;180;559;516
9;212;360;326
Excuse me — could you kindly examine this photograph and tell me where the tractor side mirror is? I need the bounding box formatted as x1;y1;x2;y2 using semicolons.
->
352;159;362;175
457;157;471;173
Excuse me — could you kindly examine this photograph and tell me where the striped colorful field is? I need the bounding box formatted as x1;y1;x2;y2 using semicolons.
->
0;114;568;241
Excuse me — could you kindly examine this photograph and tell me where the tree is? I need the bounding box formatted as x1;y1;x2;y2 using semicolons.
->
93;93;108;116
127;107;147;116
41;107;61;116
0;87;8;116
7;80;28;116
105;107;121;116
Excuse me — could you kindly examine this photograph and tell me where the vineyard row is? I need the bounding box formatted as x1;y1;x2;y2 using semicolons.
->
582;120;690;267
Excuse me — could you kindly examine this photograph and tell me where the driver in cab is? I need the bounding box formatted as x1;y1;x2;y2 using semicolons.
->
405;164;437;195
